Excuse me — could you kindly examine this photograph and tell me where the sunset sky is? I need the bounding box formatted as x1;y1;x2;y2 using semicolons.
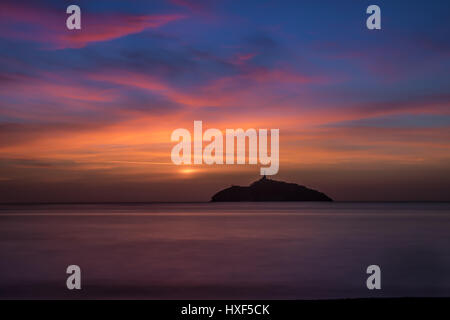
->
0;0;449;202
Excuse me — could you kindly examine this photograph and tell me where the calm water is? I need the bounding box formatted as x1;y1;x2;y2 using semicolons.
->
0;202;449;299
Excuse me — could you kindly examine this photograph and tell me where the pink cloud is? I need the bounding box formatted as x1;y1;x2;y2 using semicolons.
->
86;66;325;112
0;3;184;49
230;52;258;65
0;72;117;103
59;13;184;49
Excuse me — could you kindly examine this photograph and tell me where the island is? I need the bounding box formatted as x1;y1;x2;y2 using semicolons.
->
211;176;333;202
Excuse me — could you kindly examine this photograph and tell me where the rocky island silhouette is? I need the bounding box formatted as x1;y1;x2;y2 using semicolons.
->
211;176;333;202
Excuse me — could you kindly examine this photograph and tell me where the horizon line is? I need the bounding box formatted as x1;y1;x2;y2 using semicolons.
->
1;201;450;205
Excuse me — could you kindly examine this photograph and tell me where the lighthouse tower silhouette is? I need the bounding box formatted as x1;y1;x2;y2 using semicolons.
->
261;171;267;180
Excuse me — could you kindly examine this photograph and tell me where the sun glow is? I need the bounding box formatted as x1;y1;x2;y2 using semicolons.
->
180;168;197;175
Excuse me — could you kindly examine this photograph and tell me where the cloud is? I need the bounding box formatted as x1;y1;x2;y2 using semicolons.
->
60;13;184;49
230;52;258;65
0;2;184;49
326;114;450;129
86;65;324;113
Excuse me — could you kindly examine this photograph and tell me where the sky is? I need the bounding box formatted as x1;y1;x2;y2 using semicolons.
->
0;0;449;202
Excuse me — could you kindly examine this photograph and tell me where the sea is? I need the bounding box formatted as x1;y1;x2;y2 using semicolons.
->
0;202;449;299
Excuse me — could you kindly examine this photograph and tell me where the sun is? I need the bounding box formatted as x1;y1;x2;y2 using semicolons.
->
179;168;197;175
